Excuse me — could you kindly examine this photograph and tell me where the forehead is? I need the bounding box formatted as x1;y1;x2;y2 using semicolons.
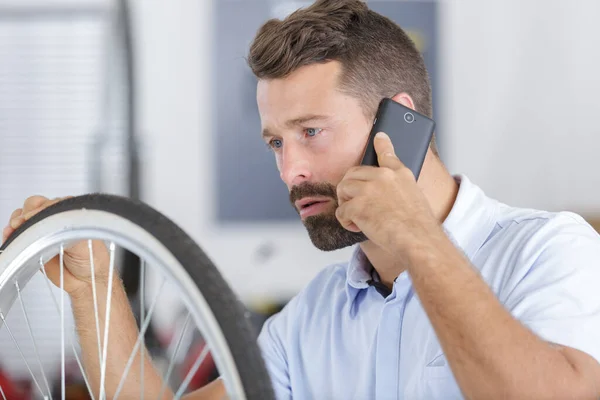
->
256;61;353;126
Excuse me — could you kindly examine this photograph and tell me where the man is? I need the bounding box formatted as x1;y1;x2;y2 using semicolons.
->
4;0;600;399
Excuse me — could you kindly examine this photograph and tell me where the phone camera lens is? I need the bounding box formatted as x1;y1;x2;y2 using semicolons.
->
404;112;415;123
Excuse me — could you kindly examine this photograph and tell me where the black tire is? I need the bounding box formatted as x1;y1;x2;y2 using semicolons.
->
0;193;275;400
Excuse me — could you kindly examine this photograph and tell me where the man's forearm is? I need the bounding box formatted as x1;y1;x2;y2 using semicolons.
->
405;231;596;399
70;275;172;399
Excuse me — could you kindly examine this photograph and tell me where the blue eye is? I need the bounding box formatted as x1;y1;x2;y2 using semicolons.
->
305;128;322;137
270;139;283;149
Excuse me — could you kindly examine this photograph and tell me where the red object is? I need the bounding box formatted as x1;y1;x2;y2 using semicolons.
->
181;340;217;390
0;368;31;400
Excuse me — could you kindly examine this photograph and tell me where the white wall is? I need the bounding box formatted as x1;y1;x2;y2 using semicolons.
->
440;0;600;214
134;0;600;304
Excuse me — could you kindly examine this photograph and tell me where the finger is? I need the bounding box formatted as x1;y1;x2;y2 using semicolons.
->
343;165;381;182
10;208;23;220
347;222;360;232
2;225;13;243
12;197;69;231
374;132;405;170
22;197;63;221
335;201;361;232
337;179;364;204
7;208;23;232
22;195;48;214
9;216;25;229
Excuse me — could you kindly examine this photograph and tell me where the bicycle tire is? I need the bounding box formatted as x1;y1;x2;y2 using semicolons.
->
0;193;275;400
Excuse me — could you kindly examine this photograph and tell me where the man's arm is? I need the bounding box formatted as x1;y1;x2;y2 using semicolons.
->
71;271;230;400
70;275;176;399
335;133;600;399
405;228;600;399
72;274;231;399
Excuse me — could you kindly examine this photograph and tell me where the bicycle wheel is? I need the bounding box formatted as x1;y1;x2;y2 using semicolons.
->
0;194;275;400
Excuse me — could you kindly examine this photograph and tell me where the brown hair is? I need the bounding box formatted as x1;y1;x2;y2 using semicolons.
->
248;0;436;151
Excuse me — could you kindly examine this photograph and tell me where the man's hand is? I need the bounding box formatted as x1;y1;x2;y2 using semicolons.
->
336;132;440;257
2;195;110;296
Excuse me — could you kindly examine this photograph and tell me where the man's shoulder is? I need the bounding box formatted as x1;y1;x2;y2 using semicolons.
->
481;202;600;294
492;202;599;248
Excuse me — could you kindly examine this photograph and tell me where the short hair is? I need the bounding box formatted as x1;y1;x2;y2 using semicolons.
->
248;0;435;151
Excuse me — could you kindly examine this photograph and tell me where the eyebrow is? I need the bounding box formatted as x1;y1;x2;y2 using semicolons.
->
261;114;332;139
286;114;331;127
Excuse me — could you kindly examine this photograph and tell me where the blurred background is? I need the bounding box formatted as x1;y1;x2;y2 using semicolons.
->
0;0;599;396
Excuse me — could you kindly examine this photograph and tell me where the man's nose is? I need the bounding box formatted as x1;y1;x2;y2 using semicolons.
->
280;146;313;187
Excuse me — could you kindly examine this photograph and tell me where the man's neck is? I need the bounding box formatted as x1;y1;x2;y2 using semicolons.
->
359;151;459;288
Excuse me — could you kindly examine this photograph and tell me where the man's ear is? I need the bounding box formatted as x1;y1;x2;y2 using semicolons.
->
390;92;416;110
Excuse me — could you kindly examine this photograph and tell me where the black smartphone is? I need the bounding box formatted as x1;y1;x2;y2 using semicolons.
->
361;98;435;180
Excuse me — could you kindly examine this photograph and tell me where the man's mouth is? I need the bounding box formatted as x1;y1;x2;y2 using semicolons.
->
296;198;331;218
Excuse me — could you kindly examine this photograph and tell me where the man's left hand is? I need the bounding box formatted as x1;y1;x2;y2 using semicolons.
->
336;132;440;256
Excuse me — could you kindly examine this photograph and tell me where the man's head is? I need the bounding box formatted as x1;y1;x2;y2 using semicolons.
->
248;0;434;251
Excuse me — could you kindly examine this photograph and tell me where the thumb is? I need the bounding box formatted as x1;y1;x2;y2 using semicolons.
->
374;132;404;170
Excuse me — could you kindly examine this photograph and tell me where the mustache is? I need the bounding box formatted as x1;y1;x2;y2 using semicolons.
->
289;182;338;205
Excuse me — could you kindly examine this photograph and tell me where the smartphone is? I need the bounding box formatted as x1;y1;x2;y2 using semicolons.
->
361;98;435;180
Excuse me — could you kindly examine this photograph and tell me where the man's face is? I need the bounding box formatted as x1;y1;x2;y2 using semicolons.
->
257;61;371;251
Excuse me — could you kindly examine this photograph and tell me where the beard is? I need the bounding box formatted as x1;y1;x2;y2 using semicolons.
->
290;182;368;251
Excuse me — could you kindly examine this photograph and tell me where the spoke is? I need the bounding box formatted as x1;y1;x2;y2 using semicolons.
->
40;257;96;400
113;279;166;400
72;343;96;400
99;242;117;400
60;244;66;400
140;258;145;400
0;310;46;397
88;240;104;370
15;281;54;400
157;312;191;400
173;343;211;399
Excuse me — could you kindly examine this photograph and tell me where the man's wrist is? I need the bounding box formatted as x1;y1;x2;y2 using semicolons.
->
69;273;118;302
69;281;96;302
400;224;454;270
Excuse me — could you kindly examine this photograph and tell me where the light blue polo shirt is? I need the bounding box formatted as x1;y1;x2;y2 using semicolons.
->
257;175;600;399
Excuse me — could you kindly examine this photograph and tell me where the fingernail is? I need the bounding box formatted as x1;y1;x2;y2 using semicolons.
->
375;132;389;139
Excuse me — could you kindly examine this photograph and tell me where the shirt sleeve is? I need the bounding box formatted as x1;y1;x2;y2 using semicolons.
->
257;300;294;400
503;216;600;363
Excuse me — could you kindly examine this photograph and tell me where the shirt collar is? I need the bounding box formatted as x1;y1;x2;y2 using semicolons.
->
441;174;498;260
346;245;373;290
344;174;498;305
344;245;372;307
